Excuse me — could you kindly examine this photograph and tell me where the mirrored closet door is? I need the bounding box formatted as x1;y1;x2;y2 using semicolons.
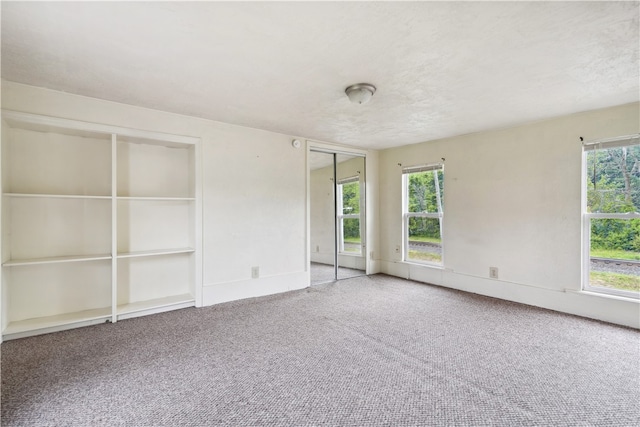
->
309;149;366;285
335;154;366;280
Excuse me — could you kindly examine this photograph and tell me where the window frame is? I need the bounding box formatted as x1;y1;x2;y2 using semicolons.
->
402;163;444;266
582;134;640;299
337;176;362;255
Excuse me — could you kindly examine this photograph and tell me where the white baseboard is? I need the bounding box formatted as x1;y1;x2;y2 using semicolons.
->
310;253;333;264
380;260;409;279
202;271;308;306
367;260;382;275
380;261;639;329
310;254;366;270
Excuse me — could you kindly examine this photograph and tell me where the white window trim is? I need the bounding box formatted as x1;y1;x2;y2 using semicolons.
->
402;163;444;266
337;177;362;255
582;135;640;300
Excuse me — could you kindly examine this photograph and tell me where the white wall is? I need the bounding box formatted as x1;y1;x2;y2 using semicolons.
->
1;81;313;305
379;102;640;328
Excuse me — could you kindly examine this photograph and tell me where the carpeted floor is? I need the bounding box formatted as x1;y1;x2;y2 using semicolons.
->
2;274;639;426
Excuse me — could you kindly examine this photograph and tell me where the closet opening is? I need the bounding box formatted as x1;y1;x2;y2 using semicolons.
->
309;148;366;285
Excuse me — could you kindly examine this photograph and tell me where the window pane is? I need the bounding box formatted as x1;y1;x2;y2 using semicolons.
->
342;218;361;253
586;145;640;213
407;217;442;264
341;181;360;215
589;218;640;294
408;170;443;213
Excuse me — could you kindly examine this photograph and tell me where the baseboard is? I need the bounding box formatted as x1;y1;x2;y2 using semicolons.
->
380;260;409;279
202;271;309;306
310;253;333;264
311;254;366;270
367;260;382;275
338;254;366;270
380;261;639;329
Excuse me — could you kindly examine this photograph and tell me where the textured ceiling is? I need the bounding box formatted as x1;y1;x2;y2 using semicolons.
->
1;1;638;150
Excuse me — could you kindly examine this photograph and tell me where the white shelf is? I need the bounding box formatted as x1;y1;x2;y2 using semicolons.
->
116;248;195;259
2;307;112;339
1;110;201;340
3;254;112;267
117;196;195;201
3;193;111;199
117;294;194;318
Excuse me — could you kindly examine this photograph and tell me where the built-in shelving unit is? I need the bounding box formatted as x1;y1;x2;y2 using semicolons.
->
1;110;201;341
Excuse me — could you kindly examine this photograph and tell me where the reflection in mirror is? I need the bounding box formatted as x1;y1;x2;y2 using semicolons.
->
309;150;336;285
336;154;366;280
309;150;366;285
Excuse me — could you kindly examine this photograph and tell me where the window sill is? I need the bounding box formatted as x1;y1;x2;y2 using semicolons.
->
403;260;445;269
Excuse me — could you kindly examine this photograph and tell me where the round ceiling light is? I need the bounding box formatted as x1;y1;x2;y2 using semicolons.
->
345;83;376;105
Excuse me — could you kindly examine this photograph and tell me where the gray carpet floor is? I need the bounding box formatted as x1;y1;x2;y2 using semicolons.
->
2;274;639;426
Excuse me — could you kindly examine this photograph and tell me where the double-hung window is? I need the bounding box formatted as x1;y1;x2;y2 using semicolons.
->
583;134;640;299
402;164;444;265
337;176;362;255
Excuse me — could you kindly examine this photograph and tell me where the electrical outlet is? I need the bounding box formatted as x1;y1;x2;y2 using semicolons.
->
251;266;259;279
489;267;499;279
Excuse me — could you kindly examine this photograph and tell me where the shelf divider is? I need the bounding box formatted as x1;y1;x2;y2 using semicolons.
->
111;133;118;324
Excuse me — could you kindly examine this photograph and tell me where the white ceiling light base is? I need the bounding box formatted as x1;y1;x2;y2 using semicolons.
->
345;83;376;105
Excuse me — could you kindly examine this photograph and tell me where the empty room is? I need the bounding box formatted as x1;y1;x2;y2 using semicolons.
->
1;1;639;426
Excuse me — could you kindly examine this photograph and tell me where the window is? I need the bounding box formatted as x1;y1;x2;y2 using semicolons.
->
403;164;444;265
583;134;640;299
337;176;361;255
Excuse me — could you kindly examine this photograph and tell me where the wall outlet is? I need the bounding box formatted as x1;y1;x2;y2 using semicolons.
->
489;267;499;279
251;266;259;279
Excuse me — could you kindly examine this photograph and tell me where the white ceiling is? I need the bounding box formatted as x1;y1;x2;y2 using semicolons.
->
2;1;638;150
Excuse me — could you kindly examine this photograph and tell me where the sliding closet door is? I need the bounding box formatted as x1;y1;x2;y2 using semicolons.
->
309;150;336;285
336;154;366;280
309;149;367;284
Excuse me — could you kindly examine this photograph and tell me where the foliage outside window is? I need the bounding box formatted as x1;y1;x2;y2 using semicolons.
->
403;164;444;265
584;135;640;298
338;177;361;254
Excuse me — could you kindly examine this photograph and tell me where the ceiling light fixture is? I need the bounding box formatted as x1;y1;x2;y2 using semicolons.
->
345;83;376;105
